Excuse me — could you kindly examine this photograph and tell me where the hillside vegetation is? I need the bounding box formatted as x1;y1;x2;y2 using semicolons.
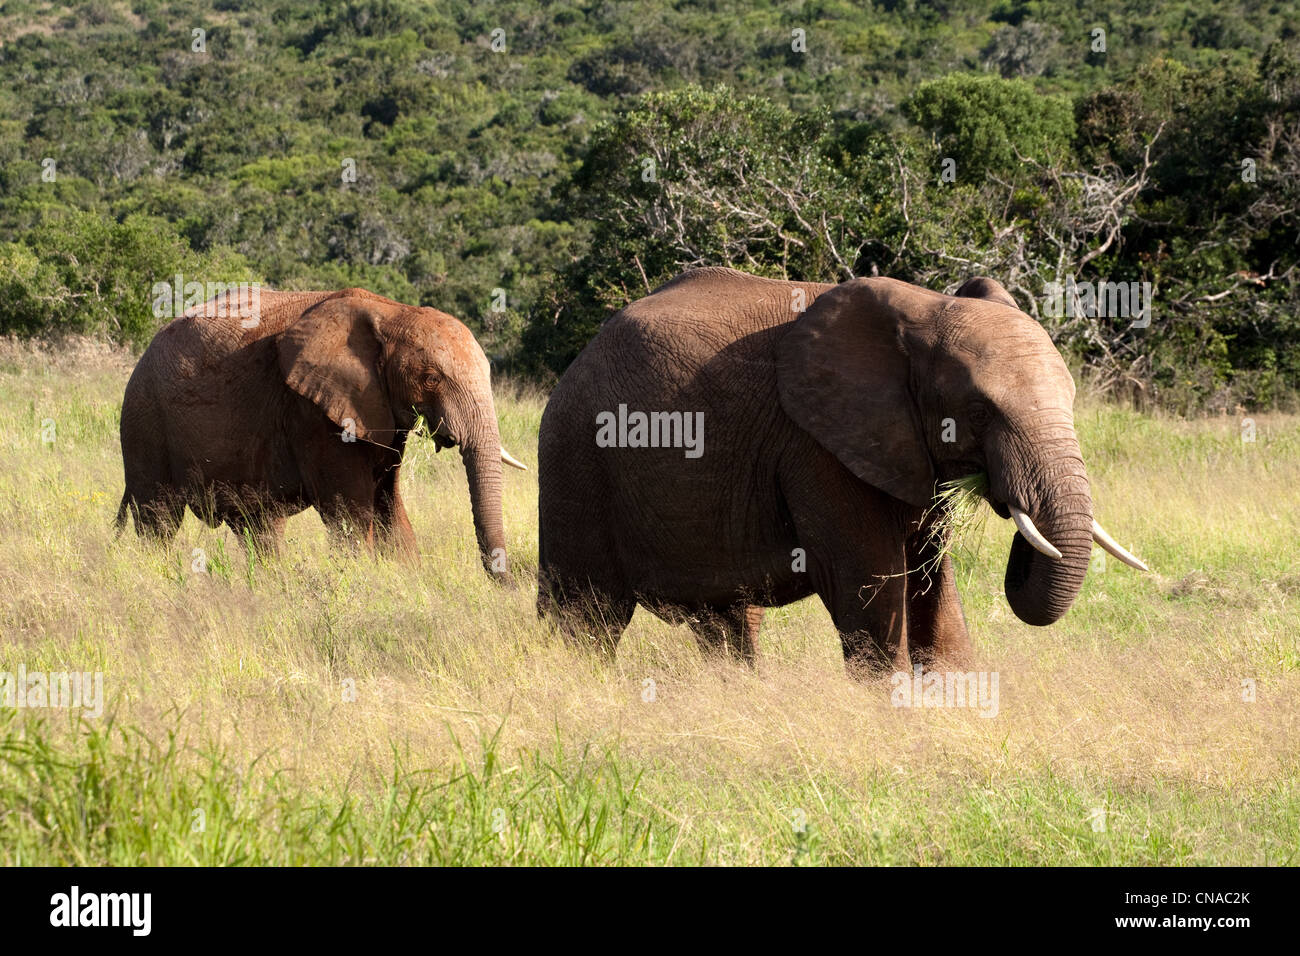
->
1;1;1298;410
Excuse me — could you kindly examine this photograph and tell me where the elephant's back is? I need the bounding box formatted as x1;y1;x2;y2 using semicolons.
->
615;268;832;360
538;268;834;600
571;268;832;390
543;268;834;449
133;289;339;390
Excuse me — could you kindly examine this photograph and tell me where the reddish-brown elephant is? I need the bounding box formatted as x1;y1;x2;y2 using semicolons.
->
537;268;1148;671
116;287;525;577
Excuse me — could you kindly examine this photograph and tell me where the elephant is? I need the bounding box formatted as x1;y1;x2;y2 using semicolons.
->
116;286;526;577
536;267;1147;671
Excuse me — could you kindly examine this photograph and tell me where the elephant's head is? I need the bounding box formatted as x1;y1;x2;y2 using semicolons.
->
276;289;525;578
777;276;1146;626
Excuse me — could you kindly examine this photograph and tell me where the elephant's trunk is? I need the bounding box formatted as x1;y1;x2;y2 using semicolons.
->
991;417;1094;626
460;436;508;581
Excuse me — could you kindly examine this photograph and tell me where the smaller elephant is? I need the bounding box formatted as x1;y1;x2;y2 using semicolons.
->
116;287;525;577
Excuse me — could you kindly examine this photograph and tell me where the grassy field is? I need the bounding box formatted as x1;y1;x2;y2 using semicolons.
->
0;337;1296;865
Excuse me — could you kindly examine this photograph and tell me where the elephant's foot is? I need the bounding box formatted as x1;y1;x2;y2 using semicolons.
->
909;630;974;671
832;572;910;679
231;513;287;559
320;505;378;554
375;526;418;562
124;490;186;544
537;570;633;659
553;609;628;660
688;603;764;666
841;625;911;679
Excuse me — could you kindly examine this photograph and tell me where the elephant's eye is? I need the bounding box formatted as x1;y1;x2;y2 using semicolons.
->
968;401;991;428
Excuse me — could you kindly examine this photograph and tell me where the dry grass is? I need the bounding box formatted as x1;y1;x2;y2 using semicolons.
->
0;338;1296;864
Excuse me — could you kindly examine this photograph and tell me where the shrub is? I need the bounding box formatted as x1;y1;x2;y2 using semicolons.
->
0;211;254;347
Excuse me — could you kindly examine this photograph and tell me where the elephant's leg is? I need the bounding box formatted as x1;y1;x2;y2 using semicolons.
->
794;536;910;676
295;434;385;552
374;469;417;559
132;488;185;543
537;451;633;655
376;493;416;558
120;396;183;542
229;510;286;558
904;543;972;669
781;452;911;676
260;514;288;554
538;570;634;657
304;460;380;551
689;603;764;665
316;490;377;551
822;554;909;677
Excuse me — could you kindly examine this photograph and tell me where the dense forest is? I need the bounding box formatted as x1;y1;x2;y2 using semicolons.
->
1;0;1297;411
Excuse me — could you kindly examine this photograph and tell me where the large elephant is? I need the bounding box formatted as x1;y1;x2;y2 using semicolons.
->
537;268;1146;670
116;287;526;577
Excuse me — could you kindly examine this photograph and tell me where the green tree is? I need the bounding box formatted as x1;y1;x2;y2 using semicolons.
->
520;86;899;376
0;211;253;346
906;73;1075;180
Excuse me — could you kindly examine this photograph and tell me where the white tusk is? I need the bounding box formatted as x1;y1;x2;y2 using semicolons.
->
500;447;528;471
1010;506;1062;560
1091;519;1149;572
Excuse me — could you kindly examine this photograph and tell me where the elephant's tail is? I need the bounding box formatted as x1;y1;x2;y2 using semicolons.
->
114;492;130;535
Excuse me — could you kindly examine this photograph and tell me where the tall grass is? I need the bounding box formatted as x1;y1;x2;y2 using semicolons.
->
0;339;1296;865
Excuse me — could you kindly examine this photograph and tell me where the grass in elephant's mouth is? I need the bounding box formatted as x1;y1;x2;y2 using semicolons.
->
0;340;1297;865
923;472;991;567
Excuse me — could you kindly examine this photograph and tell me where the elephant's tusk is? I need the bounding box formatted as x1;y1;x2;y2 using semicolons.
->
1091;519;1149;572
500;447;528;471
1010;506;1062;560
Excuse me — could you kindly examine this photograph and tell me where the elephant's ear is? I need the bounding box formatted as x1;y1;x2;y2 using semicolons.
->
954;276;1018;309
276;296;395;443
777;277;936;508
